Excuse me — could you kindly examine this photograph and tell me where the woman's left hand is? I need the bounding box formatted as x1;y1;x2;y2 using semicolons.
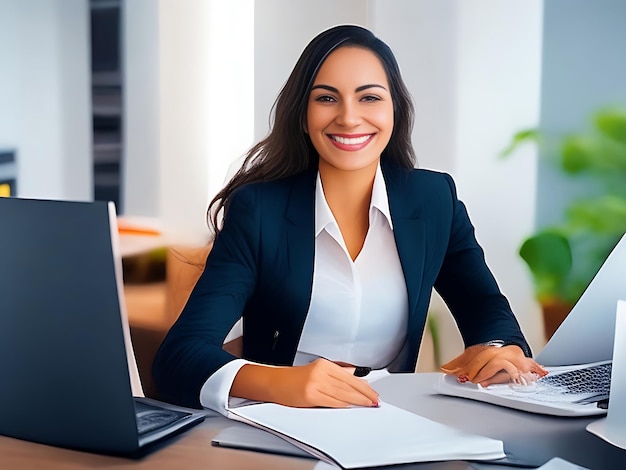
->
440;344;548;387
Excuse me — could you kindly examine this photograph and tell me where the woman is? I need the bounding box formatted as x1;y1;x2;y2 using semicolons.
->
152;24;546;412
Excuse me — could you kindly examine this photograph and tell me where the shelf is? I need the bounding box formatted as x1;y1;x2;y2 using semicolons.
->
90;0;123;211
92;89;122;117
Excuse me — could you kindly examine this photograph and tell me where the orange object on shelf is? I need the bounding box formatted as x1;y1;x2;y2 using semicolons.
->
117;219;162;236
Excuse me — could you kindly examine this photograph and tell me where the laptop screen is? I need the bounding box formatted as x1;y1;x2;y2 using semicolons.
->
0;198;142;454
537;233;626;367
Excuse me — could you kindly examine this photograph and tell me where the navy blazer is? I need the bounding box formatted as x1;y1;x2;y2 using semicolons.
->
153;160;531;408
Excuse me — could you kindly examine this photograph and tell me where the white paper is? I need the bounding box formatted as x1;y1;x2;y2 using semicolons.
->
227;400;504;468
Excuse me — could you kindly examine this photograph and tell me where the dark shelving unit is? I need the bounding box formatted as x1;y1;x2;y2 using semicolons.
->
90;0;123;212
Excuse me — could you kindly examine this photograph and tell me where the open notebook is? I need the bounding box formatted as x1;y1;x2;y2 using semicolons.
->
436;232;626;417
0;197;206;456
224;399;506;468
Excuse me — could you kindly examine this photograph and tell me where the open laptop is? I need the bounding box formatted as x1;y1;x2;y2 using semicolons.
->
587;299;626;449
0;197;206;456
436;232;626;417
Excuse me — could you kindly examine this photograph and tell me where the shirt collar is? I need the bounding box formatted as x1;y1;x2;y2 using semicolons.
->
315;162;393;237
371;162;393;229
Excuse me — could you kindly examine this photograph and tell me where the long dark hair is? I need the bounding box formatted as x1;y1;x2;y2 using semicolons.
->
208;24;415;232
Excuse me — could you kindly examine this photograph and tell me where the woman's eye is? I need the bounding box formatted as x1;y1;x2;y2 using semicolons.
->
314;95;336;103
361;95;381;102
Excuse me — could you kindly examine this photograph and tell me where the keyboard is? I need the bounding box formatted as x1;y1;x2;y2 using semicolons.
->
537;362;612;402
134;400;192;436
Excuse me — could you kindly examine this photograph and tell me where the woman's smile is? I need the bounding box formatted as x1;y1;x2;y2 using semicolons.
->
327;133;375;150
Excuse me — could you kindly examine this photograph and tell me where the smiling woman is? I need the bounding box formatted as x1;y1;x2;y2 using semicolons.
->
152;25;544;413
307;46;395;260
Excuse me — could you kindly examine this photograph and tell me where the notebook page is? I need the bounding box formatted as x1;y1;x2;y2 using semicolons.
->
227;400;504;468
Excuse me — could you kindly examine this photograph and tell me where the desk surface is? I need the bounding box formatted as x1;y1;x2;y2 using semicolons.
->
1;373;623;469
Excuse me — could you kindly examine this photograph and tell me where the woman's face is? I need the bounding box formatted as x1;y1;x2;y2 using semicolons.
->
306;46;394;174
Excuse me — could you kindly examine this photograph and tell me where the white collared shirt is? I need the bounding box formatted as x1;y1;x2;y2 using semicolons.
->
294;165;408;368
200;163;408;414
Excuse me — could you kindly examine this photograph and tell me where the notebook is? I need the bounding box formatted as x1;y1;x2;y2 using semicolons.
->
224;400;506;467
587;299;626;449
436;232;626;417
0;197;206;456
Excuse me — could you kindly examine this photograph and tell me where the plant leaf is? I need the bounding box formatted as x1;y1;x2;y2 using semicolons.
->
567;196;626;234
519;231;572;302
561;134;626;174
595;108;626;145
499;128;540;159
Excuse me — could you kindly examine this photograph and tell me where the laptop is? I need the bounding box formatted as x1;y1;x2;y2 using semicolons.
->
0;197;206;456
587;299;626;449
436;232;626;417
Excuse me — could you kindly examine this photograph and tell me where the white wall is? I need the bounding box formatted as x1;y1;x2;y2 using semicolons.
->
123;0;160;217
0;0;91;201
0;2;20;176
537;0;626;227
453;0;545;354
124;0;254;245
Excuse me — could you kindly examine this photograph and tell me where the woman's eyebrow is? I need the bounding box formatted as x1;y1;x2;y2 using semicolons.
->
355;84;388;92
311;84;339;93
311;83;388;93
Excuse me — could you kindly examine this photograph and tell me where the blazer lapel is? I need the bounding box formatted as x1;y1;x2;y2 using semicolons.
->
285;168;317;274
281;169;317;354
382;161;426;320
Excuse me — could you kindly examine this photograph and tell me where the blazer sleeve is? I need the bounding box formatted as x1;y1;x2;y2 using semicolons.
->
433;174;532;357
152;185;260;408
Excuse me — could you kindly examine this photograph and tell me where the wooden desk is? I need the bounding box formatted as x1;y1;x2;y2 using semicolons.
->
1;374;624;469
0;415;313;470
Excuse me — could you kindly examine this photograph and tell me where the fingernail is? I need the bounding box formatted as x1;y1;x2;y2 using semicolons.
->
370;400;380;408
457;375;468;383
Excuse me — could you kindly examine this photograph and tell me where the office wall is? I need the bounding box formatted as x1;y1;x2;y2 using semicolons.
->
537;0;626;227
124;0;254;244
453;1;544;354
0;0;91;201
123;0;160;218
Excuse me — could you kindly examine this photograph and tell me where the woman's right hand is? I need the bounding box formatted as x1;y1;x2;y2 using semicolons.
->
230;358;379;408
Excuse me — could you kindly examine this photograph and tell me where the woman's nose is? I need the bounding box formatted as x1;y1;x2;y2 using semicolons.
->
336;102;361;127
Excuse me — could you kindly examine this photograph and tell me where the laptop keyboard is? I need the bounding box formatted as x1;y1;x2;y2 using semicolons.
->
538;362;612;397
135;400;192;436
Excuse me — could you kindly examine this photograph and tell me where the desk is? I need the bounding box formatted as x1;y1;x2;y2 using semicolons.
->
1;373;623;469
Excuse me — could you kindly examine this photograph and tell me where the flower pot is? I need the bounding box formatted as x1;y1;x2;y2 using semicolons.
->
542;299;573;341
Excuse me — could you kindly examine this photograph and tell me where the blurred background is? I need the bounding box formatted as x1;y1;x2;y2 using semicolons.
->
1;0;625;370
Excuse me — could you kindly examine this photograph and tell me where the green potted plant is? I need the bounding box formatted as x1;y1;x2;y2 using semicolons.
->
502;107;626;339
